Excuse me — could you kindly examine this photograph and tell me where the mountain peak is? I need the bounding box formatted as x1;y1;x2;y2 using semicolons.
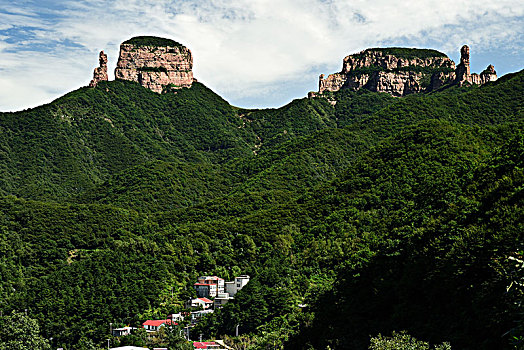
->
89;36;194;93
313;45;497;97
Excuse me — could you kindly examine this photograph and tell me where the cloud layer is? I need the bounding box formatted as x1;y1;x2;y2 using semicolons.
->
0;0;523;111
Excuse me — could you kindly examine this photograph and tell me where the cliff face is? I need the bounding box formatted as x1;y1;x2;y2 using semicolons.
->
316;46;496;97
114;36;193;93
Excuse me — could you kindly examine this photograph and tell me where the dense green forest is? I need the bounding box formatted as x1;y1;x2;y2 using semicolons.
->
0;67;522;349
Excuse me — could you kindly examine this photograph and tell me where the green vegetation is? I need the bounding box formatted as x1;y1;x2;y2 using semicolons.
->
361;47;448;59
0;311;50;350
369;331;451;350
0;65;522;349
123;36;184;47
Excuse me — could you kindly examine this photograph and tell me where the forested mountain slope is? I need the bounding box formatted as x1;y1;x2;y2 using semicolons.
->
0;69;522;349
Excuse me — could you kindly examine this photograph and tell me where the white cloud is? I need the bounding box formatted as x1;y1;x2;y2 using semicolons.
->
0;0;522;111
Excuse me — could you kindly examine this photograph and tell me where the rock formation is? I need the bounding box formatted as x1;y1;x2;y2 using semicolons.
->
114;36;193;93
89;51;108;87
454;45;497;86
315;45;496;97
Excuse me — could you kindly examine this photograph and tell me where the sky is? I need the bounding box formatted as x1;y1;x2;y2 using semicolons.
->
0;0;523;112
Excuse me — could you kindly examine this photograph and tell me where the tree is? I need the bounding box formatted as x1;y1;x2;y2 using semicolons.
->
0;311;51;350
369;331;451;350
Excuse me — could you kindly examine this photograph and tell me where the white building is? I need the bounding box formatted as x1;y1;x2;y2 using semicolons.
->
224;275;250;297
168;312;185;322
214;292;234;308
111;326;136;337
191;309;214;324
142;319;175;332
186;297;214;309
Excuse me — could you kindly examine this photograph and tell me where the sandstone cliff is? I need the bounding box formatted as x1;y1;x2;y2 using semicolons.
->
89;51;108;87
315;46;496;97
114;36;194;93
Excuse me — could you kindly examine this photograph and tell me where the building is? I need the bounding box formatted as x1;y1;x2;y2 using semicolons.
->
168;312;185;322
191;309;214;324
194;276;225;297
213;292;233;308
186;297;214;309
111;326;136;337
142;319;176;332
193;341;224;349
224;275;250;297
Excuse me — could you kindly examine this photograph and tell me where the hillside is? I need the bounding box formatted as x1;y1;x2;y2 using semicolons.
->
0;38;522;350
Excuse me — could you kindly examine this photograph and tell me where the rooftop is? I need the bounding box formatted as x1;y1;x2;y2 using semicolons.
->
193;341;219;349
142;319;176;327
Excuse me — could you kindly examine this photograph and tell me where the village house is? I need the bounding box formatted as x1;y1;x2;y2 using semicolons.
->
213;292;234;308
194;276;225;297
192;341;225;349
224;275;250;297
142;319;176;332
191;274;250;309
186;297;214;309
168;312;185;322
111;326;136;337
191;309;214;324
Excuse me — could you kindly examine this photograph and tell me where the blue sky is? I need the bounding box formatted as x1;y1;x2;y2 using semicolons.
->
0;0;523;111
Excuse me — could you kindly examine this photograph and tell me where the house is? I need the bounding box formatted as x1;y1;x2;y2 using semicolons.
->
168;312;185;322
194;276;225;297
213;292;233;308
191;309;214;324
224;275;250;297
110;347;147;350
142;319;176;332
186;297;214;309
111;326;136;337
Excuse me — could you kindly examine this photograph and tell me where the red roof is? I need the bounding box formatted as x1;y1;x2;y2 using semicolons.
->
198;298;213;303
194;283;213;286
193;341;218;349
142;319;175;327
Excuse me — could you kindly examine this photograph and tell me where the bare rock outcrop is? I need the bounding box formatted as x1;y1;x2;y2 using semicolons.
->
315;45;496;97
89;51;108;87
114;36;193;93
454;45;497;85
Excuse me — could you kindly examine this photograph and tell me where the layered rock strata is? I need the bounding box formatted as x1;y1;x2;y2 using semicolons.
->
114;36;193;93
89;51;108;87
316;45;496;97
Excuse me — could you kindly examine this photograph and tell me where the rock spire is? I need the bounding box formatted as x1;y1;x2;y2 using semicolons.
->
89;51;108;87
454;45;497;86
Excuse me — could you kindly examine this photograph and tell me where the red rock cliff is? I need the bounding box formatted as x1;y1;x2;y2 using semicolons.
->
114;36;194;93
316;46;496;97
